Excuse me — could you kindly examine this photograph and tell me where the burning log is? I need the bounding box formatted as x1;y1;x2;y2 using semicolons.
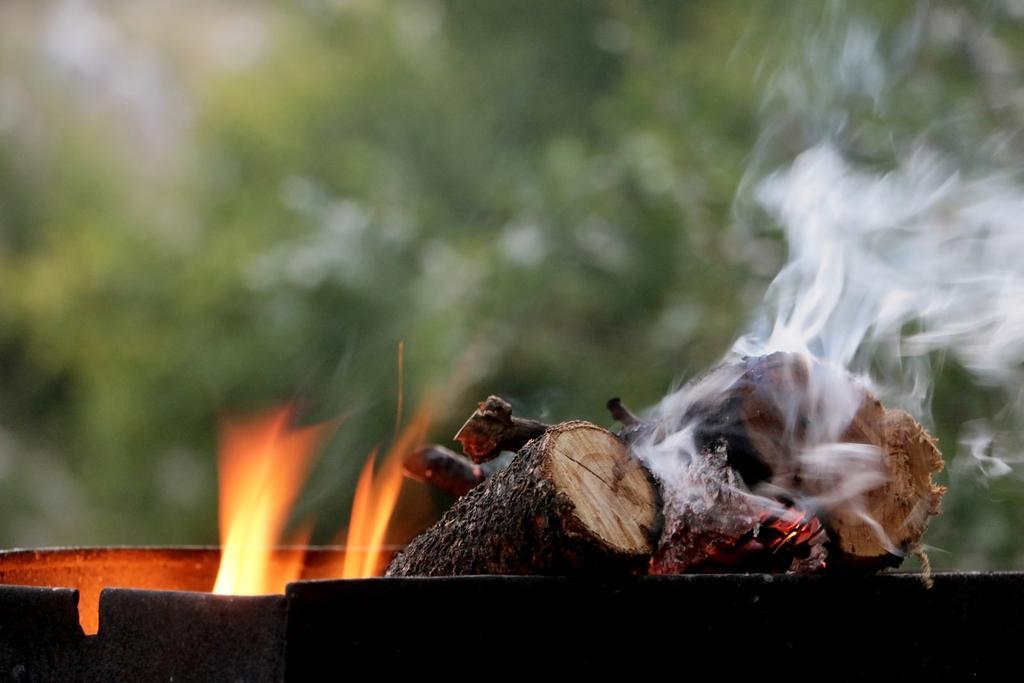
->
387;421;659;576
648;444;829;574
395;352;944;577
402;445;504;498
646;353;946;573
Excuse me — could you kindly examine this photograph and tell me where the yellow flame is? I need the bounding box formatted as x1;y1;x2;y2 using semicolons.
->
211;398;436;592
340;400;435;577
213;406;331;595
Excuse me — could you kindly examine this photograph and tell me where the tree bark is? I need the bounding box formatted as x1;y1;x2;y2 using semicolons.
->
387;421;659;576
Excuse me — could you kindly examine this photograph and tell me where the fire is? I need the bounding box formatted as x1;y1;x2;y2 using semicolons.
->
212;396;436;594
213;406;333;595
339;401;435;578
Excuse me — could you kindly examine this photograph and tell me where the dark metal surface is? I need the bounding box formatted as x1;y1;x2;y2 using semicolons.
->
0;585;285;683
0;585;82;681
285;573;1024;679
95;589;286;682
1;549;1021;681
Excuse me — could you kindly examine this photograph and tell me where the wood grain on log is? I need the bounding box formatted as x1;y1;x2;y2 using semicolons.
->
825;408;945;568
387;421;659;576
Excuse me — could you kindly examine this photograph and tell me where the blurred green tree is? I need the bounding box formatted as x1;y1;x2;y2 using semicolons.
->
0;0;1020;567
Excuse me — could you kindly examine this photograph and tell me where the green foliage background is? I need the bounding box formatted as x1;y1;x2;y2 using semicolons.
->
0;1;1021;567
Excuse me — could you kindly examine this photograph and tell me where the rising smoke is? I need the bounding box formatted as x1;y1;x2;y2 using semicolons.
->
634;4;1024;566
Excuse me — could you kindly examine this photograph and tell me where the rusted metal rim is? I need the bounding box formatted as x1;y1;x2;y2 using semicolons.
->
0;545;402;638
0;546;361;592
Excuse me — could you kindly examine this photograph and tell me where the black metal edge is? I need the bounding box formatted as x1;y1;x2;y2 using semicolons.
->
0;584;83;640
93;587;289;682
0;585;83;682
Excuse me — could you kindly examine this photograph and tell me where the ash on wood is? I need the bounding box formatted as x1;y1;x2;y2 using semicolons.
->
650;444;828;574
387;421;659;576
649;352;946;573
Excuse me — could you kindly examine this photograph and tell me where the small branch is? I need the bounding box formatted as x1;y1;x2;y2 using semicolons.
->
606;397;640;426
403;445;503;498
453;396;549;463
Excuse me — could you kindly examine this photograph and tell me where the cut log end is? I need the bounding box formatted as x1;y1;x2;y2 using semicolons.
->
826;408;946;566
542;421;658;556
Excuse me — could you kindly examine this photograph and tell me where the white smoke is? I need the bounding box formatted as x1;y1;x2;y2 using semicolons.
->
634;8;1024;569
644;7;1024;481
740;142;1024;437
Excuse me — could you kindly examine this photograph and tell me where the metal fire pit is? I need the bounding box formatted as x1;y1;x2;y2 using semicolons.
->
0;548;1021;681
0;546;353;681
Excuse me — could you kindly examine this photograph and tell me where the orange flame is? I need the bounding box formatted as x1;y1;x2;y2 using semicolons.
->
339;400;435;577
212;342;446;593
212;397;436;594
212;406;332;595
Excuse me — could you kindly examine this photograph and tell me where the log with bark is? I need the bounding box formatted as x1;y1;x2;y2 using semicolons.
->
387;421;660;576
390;352;946;577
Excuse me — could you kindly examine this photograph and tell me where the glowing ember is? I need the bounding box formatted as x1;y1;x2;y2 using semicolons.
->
213;406;333;595
759;507;825;556
701;505;827;572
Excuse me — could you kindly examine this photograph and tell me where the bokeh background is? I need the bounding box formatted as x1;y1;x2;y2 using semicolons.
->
1;0;1022;568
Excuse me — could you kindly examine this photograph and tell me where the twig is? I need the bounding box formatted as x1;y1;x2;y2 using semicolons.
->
606;397;640;426
403;445;503;498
